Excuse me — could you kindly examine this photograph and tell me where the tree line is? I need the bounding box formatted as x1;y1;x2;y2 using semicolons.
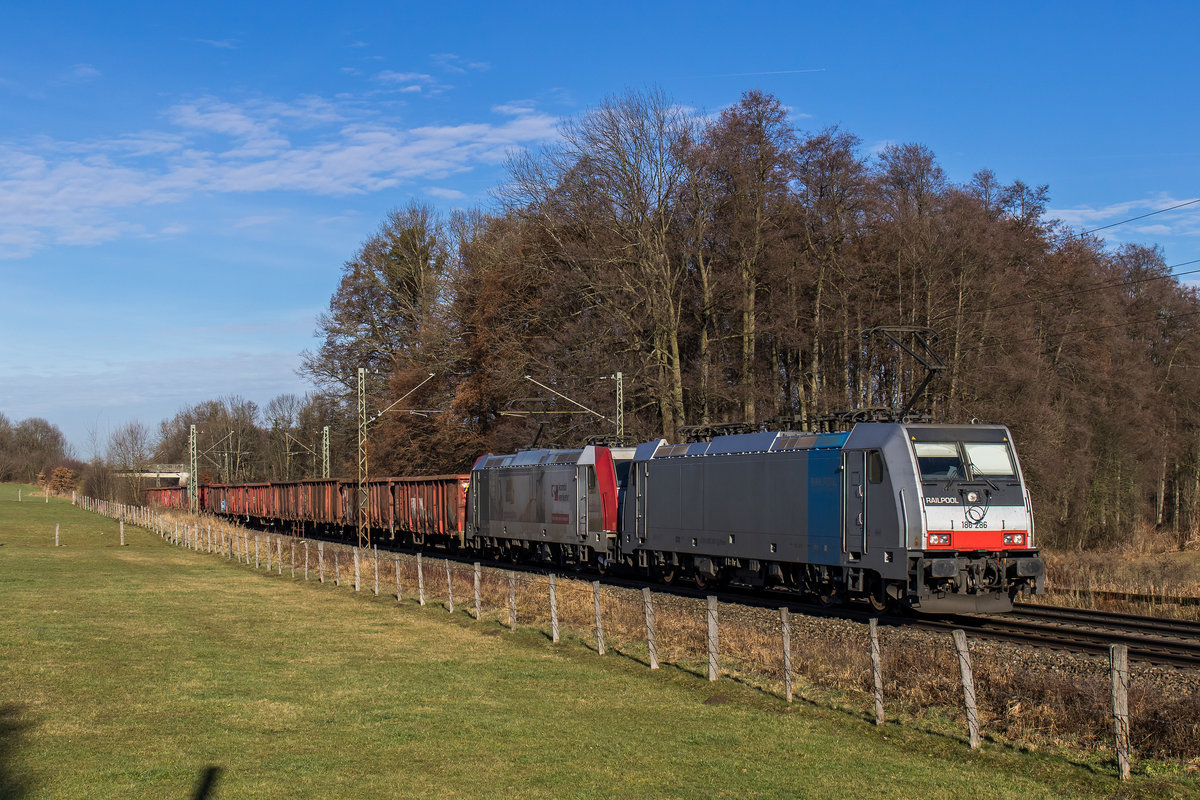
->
0;413;76;486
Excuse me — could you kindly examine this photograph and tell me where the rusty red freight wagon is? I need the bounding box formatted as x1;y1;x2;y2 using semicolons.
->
175;474;469;545
144;486;188;509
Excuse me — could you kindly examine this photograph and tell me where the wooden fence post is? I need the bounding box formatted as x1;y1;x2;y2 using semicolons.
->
779;607;795;703
445;560;454;613
1110;643;1131;780
120;520;125;546
304;541;309;579
594;581;606;656
394;556;402;601
473;562;481;620
353;547;361;592
644;587;658;670
549;574;560;643
707;595;718;681
55;523;59;547
318;542;324;583
870;618;885;726
417;553;426;606
276;539;282;574
508;572;516;631
255;536;260;569
291;540;295;578
334;551;341;586
373;547;379;596
952;629;980;749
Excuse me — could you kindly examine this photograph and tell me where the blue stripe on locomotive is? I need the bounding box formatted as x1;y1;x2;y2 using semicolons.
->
805;443;846;566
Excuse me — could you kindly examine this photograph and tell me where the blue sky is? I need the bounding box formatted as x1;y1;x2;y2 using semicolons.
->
1;1;1197;457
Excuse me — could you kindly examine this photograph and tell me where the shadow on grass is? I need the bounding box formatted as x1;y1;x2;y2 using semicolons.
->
0;705;32;800
192;766;222;800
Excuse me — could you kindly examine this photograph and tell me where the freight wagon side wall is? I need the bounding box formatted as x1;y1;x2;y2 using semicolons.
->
393;476;468;543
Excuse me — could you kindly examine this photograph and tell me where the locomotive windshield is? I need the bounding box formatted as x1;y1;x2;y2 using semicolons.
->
913;442;965;481
963;442;1016;478
914;440;1017;482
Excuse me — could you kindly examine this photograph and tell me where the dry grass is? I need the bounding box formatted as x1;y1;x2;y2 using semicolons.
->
1034;537;1200;620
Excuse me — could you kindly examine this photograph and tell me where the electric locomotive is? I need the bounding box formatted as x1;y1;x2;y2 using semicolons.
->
469;422;1044;612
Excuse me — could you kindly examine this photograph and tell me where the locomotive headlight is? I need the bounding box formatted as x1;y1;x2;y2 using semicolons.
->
966;491;979;503
1003;533;1025;546
928;533;951;546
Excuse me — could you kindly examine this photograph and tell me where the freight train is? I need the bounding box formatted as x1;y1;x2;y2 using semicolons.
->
146;422;1044;612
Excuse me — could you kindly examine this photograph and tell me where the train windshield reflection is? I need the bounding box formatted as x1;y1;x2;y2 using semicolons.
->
963;442;1016;478
914;441;1017;482
913;442;965;481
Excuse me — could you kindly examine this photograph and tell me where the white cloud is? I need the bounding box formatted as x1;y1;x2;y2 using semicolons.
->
64;64;100;82
0;93;562;258
1049;195;1200;235
493;100;537;116
868;139;896;156
373;70;448;95
425;186;466;200
432;53;490;74
376;71;433;84
197;38;238;50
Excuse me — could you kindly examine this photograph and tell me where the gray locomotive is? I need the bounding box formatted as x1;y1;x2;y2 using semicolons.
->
469;422;1044;612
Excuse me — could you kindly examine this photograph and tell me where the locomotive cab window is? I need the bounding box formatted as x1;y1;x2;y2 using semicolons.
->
913;442;966;482
963;442;1017;480
868;451;884;484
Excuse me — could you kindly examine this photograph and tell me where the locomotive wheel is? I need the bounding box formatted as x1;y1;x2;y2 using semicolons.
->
654;560;678;585
867;588;889;613
694;566;724;591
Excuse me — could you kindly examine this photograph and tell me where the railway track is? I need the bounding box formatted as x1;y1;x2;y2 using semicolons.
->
1011;602;1200;638
932;604;1200;668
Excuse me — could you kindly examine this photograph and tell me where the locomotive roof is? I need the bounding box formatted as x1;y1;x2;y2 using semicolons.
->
476;446;607;469
636;430;851;460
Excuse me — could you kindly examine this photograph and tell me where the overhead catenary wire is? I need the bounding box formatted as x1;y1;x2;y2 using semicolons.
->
971;306;1200;352
934;258;1200;322
930;196;1200;323
1080;197;1200;236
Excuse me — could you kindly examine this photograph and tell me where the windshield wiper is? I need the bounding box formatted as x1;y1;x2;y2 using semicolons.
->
966;459;1000;491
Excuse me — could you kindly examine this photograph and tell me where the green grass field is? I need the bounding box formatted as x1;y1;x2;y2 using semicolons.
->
1;483;1196;799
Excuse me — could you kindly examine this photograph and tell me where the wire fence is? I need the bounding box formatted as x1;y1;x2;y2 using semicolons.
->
77;498;1200;779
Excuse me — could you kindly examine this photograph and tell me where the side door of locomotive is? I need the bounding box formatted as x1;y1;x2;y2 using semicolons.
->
575;465;588;540
842;450;866;554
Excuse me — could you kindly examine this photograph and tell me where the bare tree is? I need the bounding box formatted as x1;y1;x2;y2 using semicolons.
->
504;88;693;437
107;420;154;504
